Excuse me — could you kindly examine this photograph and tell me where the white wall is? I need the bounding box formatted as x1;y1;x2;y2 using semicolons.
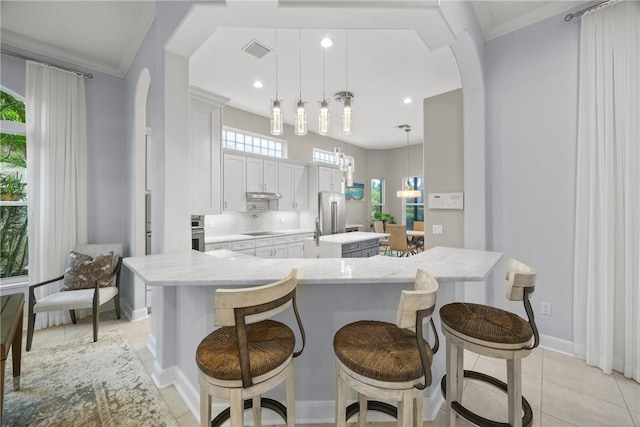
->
484;11;580;345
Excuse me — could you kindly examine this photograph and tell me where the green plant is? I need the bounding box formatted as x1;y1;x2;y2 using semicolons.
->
371;212;396;231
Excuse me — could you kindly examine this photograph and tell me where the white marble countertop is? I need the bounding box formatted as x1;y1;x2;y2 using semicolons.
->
123;246;503;287
317;231;389;244
205;228;313;244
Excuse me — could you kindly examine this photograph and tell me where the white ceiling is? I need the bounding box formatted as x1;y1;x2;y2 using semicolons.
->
0;1;589;148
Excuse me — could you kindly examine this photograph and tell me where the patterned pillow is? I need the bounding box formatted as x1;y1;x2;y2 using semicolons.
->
61;251;115;291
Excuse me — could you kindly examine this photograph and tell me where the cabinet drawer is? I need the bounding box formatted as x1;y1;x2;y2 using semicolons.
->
342;242;361;254
232;240;256;250
343;250;362;258
254;238;274;248
287;234;304;243
361;239;379;250
205;243;231;251
272;236;288;245
363;247;379;257
236;248;256;256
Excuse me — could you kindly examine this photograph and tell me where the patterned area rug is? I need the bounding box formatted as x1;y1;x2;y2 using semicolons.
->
2;329;178;427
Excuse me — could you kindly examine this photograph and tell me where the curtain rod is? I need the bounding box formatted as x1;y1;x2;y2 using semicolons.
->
565;0;616;22
0;49;93;79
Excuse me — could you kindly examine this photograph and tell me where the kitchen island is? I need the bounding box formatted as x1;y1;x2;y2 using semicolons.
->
124;246;502;423
304;231;389;258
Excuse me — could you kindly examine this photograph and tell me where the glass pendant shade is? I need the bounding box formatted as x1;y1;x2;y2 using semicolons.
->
270;100;283;135
295;100;307;135
397;126;420;198
346;165;354;187
319;100;329;135
342;97;352;134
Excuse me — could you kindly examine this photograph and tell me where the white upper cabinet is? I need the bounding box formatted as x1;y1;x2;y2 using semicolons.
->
223;153;246;212
188;88;229;214
278;163;309;212
247;157;278;193
315;165;343;192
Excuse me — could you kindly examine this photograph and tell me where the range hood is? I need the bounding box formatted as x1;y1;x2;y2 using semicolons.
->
246;191;282;200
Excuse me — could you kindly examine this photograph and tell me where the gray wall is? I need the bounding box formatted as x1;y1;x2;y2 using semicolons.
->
485;11;580;343
423;89;464;249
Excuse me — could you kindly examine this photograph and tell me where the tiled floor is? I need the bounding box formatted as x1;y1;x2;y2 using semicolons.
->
23;311;640;427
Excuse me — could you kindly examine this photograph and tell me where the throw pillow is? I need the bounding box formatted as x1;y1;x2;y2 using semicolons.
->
61;251;115;291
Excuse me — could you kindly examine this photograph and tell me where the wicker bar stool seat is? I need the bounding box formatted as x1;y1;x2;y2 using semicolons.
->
440;259;538;427
197;270;305;427
334;270;439;426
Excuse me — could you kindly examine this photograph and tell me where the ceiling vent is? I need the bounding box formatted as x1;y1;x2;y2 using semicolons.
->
242;40;272;59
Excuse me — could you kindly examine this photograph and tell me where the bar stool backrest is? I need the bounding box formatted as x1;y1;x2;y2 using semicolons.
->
214;269;299;326
396;269;438;329
505;258;536;302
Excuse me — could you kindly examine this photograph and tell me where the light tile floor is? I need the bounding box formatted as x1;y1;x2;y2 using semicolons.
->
22;311;640;427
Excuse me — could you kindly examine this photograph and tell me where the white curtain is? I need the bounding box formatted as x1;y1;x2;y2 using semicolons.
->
574;1;640;381
26;61;88;329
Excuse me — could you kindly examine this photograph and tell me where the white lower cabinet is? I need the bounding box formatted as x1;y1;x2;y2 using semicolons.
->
205;242;231;251
236;248;257;256
288;242;304;258
256;244;287;258
210;233;310;259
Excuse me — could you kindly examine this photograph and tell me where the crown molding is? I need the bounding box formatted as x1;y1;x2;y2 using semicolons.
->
119;2;156;78
190;86;231;107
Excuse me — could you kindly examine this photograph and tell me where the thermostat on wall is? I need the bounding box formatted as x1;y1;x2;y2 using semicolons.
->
428;192;464;210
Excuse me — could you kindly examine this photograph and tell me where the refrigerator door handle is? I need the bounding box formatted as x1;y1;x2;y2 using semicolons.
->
331;201;338;234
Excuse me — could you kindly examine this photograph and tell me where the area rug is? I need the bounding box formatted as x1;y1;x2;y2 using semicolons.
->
2;329;178;427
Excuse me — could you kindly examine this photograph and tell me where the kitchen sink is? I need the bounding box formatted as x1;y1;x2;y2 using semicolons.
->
243;231;286;236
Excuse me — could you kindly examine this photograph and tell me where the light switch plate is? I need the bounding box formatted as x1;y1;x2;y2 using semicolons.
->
432;224;443;235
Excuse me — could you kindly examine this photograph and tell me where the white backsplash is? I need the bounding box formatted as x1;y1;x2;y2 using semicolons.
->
205;210;315;236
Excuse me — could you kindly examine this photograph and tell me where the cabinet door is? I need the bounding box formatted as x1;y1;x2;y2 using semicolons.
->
277;163;295;212
189;99;222;214
255;246;273;258
246;157;264;192
223;153;246;212
331;169;344;192
272;244;288;258
263;160;278;193
318;166;333;192
293;165;309;211
288;242;304;258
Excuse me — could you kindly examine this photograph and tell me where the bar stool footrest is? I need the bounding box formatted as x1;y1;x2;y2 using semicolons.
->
440;370;533;427
210;397;287;427
345;400;398;421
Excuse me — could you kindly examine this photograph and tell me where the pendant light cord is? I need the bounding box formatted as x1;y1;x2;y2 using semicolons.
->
275;30;279;100
345;29;349;91
322;39;326;99
299;29;302;101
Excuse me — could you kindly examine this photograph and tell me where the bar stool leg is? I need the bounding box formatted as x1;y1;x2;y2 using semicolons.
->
445;337;458;427
456;343;464;403
230;389;244;426
252;396;261;426
507;354;523;427
398;390;413;426
336;366;347;427
200;386;211;427
286;365;296;427
358;393;367;427
414;391;424;427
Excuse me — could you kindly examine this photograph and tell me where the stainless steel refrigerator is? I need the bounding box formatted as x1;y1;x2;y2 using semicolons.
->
318;192;346;235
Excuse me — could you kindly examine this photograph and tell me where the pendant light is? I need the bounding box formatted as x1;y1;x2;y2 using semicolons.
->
334;30;354;135
397;125;421;198
270;30;283;136
294;29;307;136
318;32;330;136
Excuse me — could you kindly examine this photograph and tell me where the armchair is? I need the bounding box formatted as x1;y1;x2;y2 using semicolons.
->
26;243;123;351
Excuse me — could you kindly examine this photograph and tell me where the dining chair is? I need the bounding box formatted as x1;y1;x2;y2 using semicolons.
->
372;221;390;255
413;221;425;252
387;225;418;257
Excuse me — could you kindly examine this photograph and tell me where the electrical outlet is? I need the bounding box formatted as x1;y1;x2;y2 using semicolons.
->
280;216;284;224
432;224;443;235
208;220;215;229
541;302;551;315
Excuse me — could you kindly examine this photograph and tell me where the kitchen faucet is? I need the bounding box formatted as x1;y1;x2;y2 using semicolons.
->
314;217;321;246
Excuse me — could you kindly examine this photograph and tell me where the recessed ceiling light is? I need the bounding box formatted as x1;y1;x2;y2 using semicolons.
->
403;97;412;104
320;37;333;48
253;81;263;89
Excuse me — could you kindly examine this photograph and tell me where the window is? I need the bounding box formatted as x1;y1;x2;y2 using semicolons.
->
222;127;285;159
312;148;355;172
1;90;28;279
402;176;424;229
371;178;384;218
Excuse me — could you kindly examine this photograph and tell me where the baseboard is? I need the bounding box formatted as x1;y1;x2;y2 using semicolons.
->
151;362;176;389
539;333;574;356
119;297;149;322
173;365;444;424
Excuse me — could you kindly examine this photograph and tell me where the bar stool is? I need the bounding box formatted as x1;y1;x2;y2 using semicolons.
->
440;259;538;427
333;269;439;426
196;269;305;427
